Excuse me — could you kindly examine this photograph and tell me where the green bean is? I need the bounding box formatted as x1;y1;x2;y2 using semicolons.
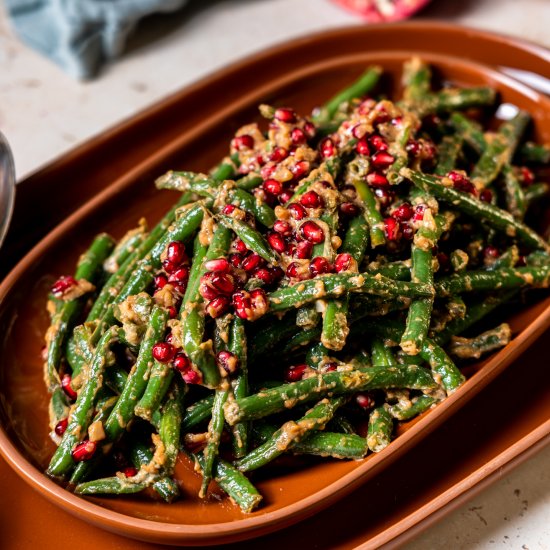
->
434;135;464;176
306;341;332;369
387;394;436;421
134;360;175;421
429;87;496;114
420;339;465;393
130;441;180;502
296;304;321;330
159;382;185;475
449;112;486;153
282;326;321;356
268;272;433;313
517;142;550;164
103;306;169;443
404;169;549;251
193;453;262;513
224;364;436;425
200;387;228;497
219;215;280;265
236;396;347;472
502;165;526;220
230;317;249;458
486;245;519;271
313;65;382;125
103;222;148;274
367;406;393;452
435;266;550;296
354;180;385;248
370;339;397;367
229;188;276;228
181;224;231;388
367;260;411;281
47;326;119;478
182;394;214;430
402;57;431;103
449;323;511;360
45;233;115;390
471;111;530;188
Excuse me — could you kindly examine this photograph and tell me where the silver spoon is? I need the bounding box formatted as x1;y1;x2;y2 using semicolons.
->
0;132;16;249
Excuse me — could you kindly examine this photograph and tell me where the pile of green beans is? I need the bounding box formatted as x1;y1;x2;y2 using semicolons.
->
43;57;550;513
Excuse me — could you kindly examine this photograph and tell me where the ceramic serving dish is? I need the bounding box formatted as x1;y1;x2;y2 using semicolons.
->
1;34;549;548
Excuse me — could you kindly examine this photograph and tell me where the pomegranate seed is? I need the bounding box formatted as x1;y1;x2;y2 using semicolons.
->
51;275;77;296
162;259;179;274
123;466;138;478
168;267;189;284
384;217;400;241
294;241;313;259
182;369;202;384
274;108;296;123
286;262;300;279
373;109;390;125
422;114;441;129
517;255;527;267
55;418;68;436
392;202;413;221
223;204;238;216
368;135;388;152
273;220;292;235
366;172;389;186
199;275;219;300
217;350;239;375
269;147;288;163
309;256;332;276
480;189;493;203
401;223;414;240
304;121;316;138
484;246;500;259
300;221;325;244
373;187;395;208
253;267;274;284
167;306;178;319
356;138;370;156
334;253;354;273
61;374;77;400
152;342;175;363
270;266;284;282
520;166;535;186
288;202;307;220
232;290;252;320
72;440;96;462
339;202;360;217
154;274;168;289
391;116;403;127
342;183;358;201
406;139;421;156
291;161;309;179
242;253;263;272
263;178;283;196
261;163;276;179
233;239;247;254
267;231;287;253
447;171;476;195
291;128;306;145
324;362;338;372
420;139;437;161
166;241;187;265
300;191;323;209
211;273;235;295
320;137;336;158
413;204;426;221
206;295;231;318
250;288;268;317
229;253;244;268
285;364;307;382
233;134;254;150
204;258;230;273
356;393;373;409
371;151;395;168
173;352;191;372
278;190;293;203
351;123;367;139
165;332;173;344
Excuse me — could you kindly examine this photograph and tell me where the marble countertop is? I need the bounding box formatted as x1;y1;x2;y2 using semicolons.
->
1;0;548;547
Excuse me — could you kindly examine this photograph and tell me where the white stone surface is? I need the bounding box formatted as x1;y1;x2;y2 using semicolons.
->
0;0;548;547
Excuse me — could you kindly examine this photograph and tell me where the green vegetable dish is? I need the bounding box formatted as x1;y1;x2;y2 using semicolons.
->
43;58;550;513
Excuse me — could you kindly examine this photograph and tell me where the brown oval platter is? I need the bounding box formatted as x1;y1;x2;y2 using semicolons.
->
1;24;549;547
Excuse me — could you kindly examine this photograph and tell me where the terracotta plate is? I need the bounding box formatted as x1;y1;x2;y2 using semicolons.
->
1;29;549;547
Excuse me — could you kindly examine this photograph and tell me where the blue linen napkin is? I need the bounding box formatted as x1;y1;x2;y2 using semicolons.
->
6;0;189;80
